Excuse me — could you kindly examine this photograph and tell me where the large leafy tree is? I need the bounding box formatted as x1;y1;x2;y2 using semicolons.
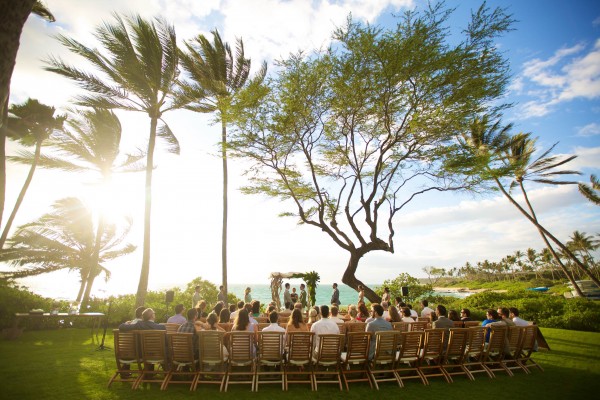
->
0;0;54;230
230;4;514;302
0;197;135;303
0;99;65;249
45;14;185;307
32;107;144;307
178;30;266;301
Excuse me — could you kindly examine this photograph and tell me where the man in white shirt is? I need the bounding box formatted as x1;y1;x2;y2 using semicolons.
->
409;304;418;318
329;306;345;323
509;307;529;326
420;300;434;318
230;300;244;321
310;305;340;350
167;304;187;324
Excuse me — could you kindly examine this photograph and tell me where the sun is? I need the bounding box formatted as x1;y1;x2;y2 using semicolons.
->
81;175;144;225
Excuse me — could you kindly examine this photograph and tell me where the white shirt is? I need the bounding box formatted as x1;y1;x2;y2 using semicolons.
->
310;318;340;349
410;309;418;318
513;316;529;326
401;317;414;323
421;306;434;317
329;316;345;324
382;311;389;320
263;322;286;332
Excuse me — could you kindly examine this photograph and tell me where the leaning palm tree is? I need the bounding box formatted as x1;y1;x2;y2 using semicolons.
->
45;14;185;307
33;107;144;307
178;29;267;301
0;0;55;228
452;117;590;294
567;231;599;280
0;197;135;304
579;174;600;205
0;98;65;249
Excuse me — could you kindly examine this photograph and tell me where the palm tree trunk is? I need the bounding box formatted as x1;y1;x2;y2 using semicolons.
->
81;211;106;310
0;139;41;248
0;0;36;227
221;121;228;300
517;181;584;296
76;277;87;302
135;116;158;307
495;177;600;289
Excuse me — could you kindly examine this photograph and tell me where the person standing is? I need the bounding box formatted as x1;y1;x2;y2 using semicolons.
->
331;283;341;306
291;287;299;304
192;285;201;309
217;285;227;304
283;282;293;308
381;287;391;304
357;285;365;304
244;287;252;303
299;283;308;310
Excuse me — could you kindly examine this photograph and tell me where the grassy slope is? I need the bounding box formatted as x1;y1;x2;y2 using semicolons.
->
0;327;598;400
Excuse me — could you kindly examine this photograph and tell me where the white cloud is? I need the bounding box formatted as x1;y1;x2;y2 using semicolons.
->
576;123;600;137
515;39;600;119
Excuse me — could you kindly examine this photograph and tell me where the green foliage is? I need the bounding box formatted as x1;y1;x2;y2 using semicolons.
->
0;281;63;329
379;273;433;304
292;271;320;307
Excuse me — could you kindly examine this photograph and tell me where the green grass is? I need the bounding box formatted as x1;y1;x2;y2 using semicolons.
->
0;327;599;399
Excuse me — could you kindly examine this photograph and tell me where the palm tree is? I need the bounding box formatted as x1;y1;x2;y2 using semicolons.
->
178;29;267;301
568;231;599;280
0;99;65;249
45;14;185;307
33;107;144;307
579;174;600;205
0;197;135;302
455;118;591;294
0;0;54;229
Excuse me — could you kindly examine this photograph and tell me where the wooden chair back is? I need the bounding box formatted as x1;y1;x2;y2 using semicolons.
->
286;332;314;365
410;321;429;331
196;330;226;390
163;332;197;389
453;321;465;328
217;322;232;332
345;322;366;333
161;323;181;334
107;330;141;387
313;334;344;390
133;330;168;389
463;321;481;328
392;322;410;332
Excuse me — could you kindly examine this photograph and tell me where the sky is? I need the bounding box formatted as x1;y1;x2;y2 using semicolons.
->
4;0;600;300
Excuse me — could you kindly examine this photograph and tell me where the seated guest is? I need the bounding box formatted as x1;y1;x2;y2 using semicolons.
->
310;305;340;350
308;308;318;324
387;305;401;322
230;300;244;321
381;301;390;320
366;304;392;359
329;306;345;323
408;304;418;318
167;304;186;324
286;308;309;333
244;303;258;327
348;307;359;322
460;308;473;321
233;309;256;333
178;308;200;354
509;307;529;326
357;303;370;322
263;311;286;332
279;302;293;317
432;305;454;329
448;310;461;321
401;307;414;323
197;300;208;318
482;309;501;342
496;307;516;327
219;308;230;323
124;306;146;324
213;301;225;317
119;308;166;331
229;303;237;314
420;300;434;317
206;312;226;331
251;300;261;318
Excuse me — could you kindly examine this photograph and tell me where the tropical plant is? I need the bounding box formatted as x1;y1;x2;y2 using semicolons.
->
29;107;144;307
0;197;135;306
178;29;267;301
230;4;514;303
0;0;54;230
0;99;65;249
292;271;320;307
579;174;600;205
45;14;186;307
379;273;433;305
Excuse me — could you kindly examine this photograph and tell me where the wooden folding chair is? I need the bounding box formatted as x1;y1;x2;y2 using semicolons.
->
161;323;181;334
312;334;344;390
345;322;366;333
410;321;429;332
517;325;544;373
133;330;168;389
217;323;233;332
341;331;372;390
223;331;256;391
417;317;431;323
440;328;471;382
369;331;401;389
392;322;410;333
107;330;142;387
453;321;465;328
285;332;315;390
482;325;512;377
394;331;426;386
463;326;491;379
255;331;286;391
257;323;270;331
195;330;227;391
464;321;482;328
162;332;198;390
502;326;527;374
418;329;448;384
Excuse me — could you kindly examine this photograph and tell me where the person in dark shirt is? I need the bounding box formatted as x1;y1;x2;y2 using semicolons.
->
119;308;166;331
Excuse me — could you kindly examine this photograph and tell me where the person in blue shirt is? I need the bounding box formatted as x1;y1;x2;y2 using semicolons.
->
481;309;501;342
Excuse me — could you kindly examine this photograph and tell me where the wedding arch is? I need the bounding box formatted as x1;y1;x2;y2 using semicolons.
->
268;271;320;309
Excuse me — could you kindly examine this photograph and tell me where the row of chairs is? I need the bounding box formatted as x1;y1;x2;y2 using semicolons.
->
108;324;542;391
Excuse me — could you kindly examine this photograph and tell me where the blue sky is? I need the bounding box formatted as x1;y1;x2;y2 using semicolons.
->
5;0;600;299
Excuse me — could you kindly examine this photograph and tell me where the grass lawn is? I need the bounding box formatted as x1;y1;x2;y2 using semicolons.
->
0;327;599;400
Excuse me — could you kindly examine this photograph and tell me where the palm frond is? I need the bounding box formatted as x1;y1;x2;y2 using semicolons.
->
157;122;180;155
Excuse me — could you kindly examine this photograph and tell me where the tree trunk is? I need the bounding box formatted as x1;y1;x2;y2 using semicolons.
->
341;250;382;304
80;211;106;310
0;0;36;228
0;138;41;248
75;276;86;302
135;116;158;307
495;178;600;289
221;120;228;301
